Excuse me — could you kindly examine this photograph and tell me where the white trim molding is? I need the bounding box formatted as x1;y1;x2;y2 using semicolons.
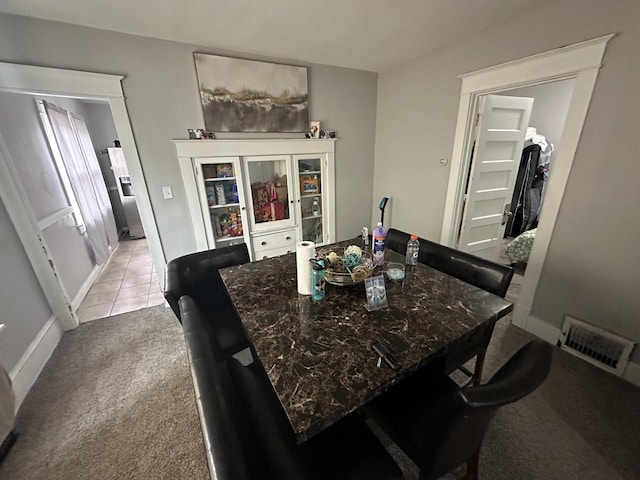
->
0;61;166;331
440;35;614;333
0;62;124;99
9;316;64;412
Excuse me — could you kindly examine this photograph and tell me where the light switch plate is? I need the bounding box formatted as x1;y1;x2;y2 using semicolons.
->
162;186;173;199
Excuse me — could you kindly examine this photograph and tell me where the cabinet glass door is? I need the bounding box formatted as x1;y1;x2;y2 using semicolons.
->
196;158;248;248
296;155;325;244
244;155;295;231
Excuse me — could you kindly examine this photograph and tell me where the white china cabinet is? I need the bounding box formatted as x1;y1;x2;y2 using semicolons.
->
174;139;336;261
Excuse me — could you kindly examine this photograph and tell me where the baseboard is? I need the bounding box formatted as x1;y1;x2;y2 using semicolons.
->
9;315;64;412
71;242;121;311
516;314;561;345
71;264;101;311
622;361;640;387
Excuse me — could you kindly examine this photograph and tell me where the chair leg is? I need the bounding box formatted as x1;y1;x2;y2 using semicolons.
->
472;349;488;386
463;447;480;480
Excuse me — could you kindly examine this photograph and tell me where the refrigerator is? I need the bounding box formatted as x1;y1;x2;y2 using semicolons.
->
107;147;145;239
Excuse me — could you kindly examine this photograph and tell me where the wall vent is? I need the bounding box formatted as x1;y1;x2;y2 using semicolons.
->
559;316;635;377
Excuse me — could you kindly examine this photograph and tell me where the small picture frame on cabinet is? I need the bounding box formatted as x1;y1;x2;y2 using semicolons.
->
310;121;320;139
320;130;336;139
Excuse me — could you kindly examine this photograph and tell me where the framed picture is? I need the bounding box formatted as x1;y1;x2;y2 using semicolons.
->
194;53;309;133
364;275;388;311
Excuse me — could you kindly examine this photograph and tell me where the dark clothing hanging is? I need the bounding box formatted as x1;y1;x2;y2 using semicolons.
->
505;144;541;237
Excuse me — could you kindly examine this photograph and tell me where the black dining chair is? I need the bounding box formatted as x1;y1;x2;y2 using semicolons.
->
385;228;412;256
419;237;514;384
386;228;514;384
386;228;514;298
364;340;553;480
164;244;251;355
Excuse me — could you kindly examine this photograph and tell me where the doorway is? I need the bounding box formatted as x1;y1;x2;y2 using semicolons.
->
0;91;162;323
0;62;165;331
440;35;613;336
495;79;575;270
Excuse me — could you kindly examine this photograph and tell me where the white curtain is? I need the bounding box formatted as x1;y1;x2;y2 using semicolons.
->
69;112;119;248
45;102;112;265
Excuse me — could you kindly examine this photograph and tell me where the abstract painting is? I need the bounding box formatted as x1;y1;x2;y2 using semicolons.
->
194;53;309;133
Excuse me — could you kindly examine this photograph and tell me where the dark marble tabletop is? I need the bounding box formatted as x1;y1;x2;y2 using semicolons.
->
220;240;513;442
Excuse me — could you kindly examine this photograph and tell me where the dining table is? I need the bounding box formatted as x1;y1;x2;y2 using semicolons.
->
219;239;513;443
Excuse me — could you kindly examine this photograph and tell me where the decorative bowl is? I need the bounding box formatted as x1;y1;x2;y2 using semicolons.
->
318;246;375;286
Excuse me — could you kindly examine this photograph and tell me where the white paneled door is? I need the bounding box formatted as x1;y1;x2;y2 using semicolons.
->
458;95;533;261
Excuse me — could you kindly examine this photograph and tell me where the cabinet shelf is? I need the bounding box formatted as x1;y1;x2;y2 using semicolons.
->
299;170;321;175
209;202;240;209
216;235;244;243
204;177;236;182
302;214;322;220
300;193;321;198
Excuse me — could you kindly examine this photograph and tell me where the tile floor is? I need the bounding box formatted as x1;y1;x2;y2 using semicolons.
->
76;238;164;323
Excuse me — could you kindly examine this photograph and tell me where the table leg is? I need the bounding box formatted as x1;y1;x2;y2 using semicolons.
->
472;349;488;386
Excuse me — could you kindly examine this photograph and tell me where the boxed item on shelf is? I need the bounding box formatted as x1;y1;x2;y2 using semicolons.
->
270;201;285;221
216;164;233;177
299;175;320;195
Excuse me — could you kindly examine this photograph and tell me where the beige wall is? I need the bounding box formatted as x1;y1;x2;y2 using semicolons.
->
374;0;640;357
0;13;378;261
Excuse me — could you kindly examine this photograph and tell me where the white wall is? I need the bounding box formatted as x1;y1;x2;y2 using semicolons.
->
0;13;378;261
0;197;53;372
374;0;640;363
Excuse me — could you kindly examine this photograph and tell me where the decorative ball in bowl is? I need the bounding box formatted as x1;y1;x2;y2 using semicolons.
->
318;245;375;286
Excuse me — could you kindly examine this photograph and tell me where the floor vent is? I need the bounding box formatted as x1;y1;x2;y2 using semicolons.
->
559;316;634;377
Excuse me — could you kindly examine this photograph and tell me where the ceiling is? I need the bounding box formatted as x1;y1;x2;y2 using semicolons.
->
0;0;560;72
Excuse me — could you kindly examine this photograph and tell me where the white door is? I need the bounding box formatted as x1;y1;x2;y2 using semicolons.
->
293;154;327;245
458;94;533;261
194;156;251;249
243;155;296;232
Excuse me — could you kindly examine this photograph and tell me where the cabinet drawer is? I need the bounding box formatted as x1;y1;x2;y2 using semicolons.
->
254;245;295;260
253;229;297;253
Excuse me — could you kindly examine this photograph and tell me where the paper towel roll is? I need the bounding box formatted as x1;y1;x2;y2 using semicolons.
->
296;241;316;295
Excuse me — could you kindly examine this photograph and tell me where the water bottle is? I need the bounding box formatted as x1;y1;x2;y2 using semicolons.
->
405;234;419;265
372;222;386;266
361;227;370;251
310;258;326;301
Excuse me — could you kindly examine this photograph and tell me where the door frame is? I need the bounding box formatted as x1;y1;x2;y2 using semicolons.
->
0;62;165;331
440;34;614;332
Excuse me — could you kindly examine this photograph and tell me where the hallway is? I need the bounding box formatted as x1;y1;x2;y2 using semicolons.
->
76;238;164;322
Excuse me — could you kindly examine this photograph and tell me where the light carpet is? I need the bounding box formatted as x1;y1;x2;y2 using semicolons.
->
0;305;208;480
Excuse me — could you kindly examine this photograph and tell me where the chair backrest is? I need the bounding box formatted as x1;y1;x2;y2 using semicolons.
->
418;340;552;480
179;295;267;480
386;228;514;298
419;237;513;298
386;228;412;256
164;243;250;321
